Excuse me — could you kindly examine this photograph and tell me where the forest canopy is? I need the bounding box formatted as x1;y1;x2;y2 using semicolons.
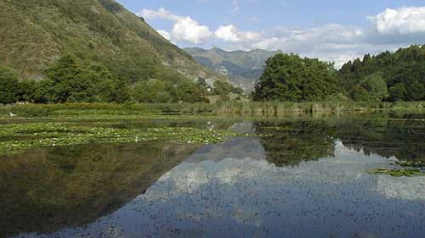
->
0;54;233;104
2;45;425;105
340;45;425;102
254;45;425;102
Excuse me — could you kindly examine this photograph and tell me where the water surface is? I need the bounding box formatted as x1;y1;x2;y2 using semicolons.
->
2;115;425;238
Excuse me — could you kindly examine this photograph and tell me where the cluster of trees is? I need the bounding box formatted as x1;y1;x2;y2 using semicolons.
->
254;45;425;102
340;45;425;102
0;55;241;105
253;54;342;101
1;55;131;104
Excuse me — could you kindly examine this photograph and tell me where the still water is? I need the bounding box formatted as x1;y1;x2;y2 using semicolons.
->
1;115;425;238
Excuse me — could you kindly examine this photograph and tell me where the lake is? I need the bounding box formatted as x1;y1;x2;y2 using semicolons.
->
1;113;425;238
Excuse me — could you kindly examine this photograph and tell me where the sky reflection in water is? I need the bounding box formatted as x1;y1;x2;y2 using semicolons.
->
17;129;425;238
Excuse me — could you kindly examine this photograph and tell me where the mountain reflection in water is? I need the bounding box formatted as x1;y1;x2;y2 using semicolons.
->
3;116;425;238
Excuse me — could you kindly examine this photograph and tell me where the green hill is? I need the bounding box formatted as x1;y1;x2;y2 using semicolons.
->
340;45;425;102
0;0;222;83
185;47;281;92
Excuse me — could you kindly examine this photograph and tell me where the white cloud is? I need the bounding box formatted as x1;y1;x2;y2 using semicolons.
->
138;8;182;21
172;17;212;44
215;25;240;43
138;6;425;67
214;25;262;43
138;8;211;44
157;30;171;40
369;6;425;35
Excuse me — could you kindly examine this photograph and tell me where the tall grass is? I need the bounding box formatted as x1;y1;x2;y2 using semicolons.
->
0;101;424;117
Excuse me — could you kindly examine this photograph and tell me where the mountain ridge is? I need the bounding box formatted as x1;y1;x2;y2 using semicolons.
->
0;0;224;83
185;47;282;92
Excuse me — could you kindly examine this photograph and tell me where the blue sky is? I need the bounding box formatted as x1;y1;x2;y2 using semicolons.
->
116;0;425;66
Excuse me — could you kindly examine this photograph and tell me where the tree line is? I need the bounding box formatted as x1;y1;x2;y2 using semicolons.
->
0;55;241;104
254;45;425;102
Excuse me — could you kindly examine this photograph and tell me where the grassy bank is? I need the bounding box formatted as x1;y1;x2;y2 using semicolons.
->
1;101;424;118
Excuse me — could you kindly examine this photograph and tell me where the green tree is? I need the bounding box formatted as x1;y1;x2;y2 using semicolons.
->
351;85;373;102
0;66;20;104
406;81;425;101
174;81;208;103
18;80;37;102
388;83;407;102
46;55;95;103
339;45;425;102
213;81;243;95
359;73;388;101
44;54;130;103
133;80;172;103
253;54;340;101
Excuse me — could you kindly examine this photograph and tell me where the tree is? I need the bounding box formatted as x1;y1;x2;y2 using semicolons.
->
44;54;130;103
213;80;242;95
18;80;37;102
339;45;425;102
351;85;372;102
406;81;425;101
133;79;172;103
0;66;20;104
174;81;208;103
253;54;340;101
359;73;388;101
46;54;95;103
388;84;407;102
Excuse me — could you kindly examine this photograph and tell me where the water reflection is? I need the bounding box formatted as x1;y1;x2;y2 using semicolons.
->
15;140;425;238
337;118;425;162
254;120;337;166
2;116;425;238
0;141;200;237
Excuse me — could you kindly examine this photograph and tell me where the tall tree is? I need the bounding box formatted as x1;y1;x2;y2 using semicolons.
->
253;54;340;101
0;66;20;104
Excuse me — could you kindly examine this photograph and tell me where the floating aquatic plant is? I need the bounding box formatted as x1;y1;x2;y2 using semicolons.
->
0;121;242;156
368;168;425;177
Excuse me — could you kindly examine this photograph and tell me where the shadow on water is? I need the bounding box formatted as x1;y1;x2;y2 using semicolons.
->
0;141;200;237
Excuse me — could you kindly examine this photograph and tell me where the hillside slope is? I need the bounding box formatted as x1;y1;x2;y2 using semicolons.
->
185;47;281;92
0;0;222;83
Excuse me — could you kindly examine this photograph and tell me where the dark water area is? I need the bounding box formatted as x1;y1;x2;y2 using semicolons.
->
1;115;425;238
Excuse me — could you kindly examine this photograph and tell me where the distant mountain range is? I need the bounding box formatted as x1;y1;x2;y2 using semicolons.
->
0;0;223;84
185;47;282;92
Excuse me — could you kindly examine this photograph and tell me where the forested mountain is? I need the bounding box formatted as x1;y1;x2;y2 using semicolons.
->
185;47;281;92
0;0;221;83
340;45;425;102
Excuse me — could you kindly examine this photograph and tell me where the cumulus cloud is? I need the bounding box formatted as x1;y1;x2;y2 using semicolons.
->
369;6;425;35
171;17;211;44
215;25;240;43
138;8;211;44
214;25;262;43
139;8;182;21
138;6;425;67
